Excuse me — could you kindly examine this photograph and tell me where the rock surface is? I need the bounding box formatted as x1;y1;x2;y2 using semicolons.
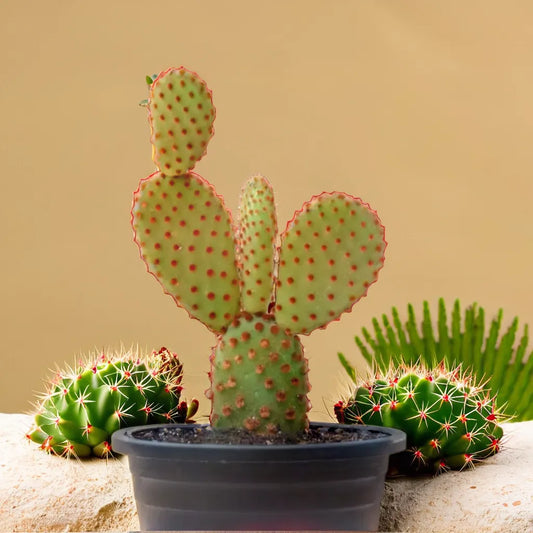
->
0;414;139;532
1;413;531;532
380;420;533;532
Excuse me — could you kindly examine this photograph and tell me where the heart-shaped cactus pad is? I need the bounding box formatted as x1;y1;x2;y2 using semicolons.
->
275;193;386;334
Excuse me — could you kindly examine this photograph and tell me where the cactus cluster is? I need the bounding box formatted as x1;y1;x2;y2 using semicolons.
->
335;363;504;475
27;347;198;457
132;66;387;435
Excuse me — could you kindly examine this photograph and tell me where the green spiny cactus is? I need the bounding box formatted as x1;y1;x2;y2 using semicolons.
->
335;363;504;475
344;298;532;421
132;67;387;435
27;347;198;457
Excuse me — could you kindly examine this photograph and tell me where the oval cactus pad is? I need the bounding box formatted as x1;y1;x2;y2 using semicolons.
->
275;193;386;334
149;67;215;176
209;313;310;435
237;176;277;314
132;172;240;333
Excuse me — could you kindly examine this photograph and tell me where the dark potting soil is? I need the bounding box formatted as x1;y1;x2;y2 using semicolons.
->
131;424;388;445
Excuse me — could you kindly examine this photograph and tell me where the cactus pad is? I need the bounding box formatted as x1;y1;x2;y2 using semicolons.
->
132;171;240;333
335;364;504;475
208;313;311;434
236;176;277;313
149;67;215;176
27;347;197;458
275;193;386;334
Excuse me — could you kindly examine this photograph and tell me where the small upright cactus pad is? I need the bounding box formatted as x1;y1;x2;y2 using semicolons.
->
132;172;241;333
276;193;386;334
236;176;277;314
27;348;198;458
335;363;504;475
149;67;215;176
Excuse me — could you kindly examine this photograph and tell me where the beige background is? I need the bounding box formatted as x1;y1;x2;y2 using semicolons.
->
1;1;531;416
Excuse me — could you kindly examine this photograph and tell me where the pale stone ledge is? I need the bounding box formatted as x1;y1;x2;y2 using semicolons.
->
379;419;532;532
1;413;531;532
0;414;138;532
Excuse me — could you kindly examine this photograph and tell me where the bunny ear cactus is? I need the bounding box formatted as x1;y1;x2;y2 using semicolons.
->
27;347;198;458
335;362;504;475
132;67;386;435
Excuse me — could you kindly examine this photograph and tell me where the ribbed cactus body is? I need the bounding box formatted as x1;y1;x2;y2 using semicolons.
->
348;299;532;421
27;348;194;457
335;366;503;474
208;313;310;434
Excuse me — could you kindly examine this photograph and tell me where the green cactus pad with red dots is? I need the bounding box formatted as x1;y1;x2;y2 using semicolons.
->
236;176;277;314
132;171;240;333
275;193;386;334
208;313;311;434
335;364;504;475
149;67;215;176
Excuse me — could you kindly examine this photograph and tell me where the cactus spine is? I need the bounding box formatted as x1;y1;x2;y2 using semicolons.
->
132;67;387;434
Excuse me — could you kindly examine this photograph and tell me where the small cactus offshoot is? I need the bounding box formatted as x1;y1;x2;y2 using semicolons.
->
132;67;387;435
335;362;504;475
27;347;198;457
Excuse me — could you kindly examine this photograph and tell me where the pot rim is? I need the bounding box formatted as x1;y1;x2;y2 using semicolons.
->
112;421;406;460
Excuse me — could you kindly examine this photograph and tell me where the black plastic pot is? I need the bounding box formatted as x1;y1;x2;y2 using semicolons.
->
112;422;405;531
